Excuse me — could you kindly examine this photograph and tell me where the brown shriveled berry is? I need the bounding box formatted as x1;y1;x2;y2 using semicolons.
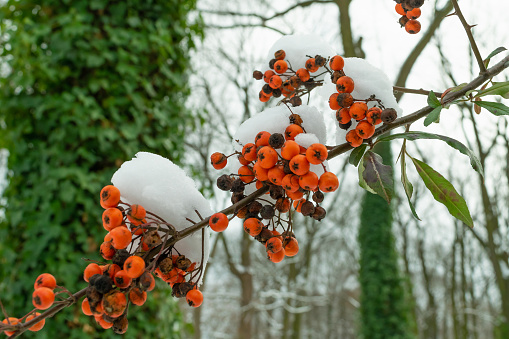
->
230;179;245;193
275;198;291;213
312;191;324;203
112;316;128;334
381;108;398;123
399;15;410;27
269;185;285;200
176;255;192;271
231;192;245;205
253;70;263;80
268;133;285;149
408;0;424;8
254;228;273;244
300;201;316;216
272;88;282;98
172;282;194;298
217;174;234;191
314;55;326;67
331;70;344;83
338;121;352;130
143;230;162;248
138;271;156;291
102;290;127;318
112;249;130;268
289;96;302;107
260;205;275;219
312;206;327;221
158;257;174;275
274;49;286;60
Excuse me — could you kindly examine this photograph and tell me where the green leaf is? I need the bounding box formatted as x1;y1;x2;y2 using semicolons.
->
401;148;420;220
474;81;509;99
484;46;507;67
423;106;442;126
358;157;376;195
377;131;483;177
410;157;473;228
474;101;509;116
360;151;394;203
427;91;441;108
349;144;368;167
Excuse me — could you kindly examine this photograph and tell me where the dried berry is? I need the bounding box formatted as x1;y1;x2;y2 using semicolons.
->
217;174;234;191
260;205;275;219
269;133;285;149
230;179;245;193
253;70;263;80
312;191;324;203
381;108;397;124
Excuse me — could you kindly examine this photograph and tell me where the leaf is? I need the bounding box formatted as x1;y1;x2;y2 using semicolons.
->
474;101;509;116
474;81;509;99
484;46;507;67
401;148;420;220
427;90;441;108
361;151;394;203
423;106;442;126
377;131;483;177
410;156;473;228
349;144;367;167
358;157;376;195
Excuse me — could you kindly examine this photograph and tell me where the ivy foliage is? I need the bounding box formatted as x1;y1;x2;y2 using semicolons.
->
0;0;201;337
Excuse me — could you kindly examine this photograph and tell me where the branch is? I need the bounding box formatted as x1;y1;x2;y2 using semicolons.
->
393;86;443;97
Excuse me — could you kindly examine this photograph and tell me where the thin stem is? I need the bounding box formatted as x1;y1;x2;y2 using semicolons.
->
393;86;443;97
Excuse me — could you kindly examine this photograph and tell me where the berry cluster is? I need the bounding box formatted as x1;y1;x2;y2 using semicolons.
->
78;185;205;333
210;116;340;263
394;0;424;34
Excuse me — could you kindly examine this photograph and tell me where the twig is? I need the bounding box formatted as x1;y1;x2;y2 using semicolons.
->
393;86;443;97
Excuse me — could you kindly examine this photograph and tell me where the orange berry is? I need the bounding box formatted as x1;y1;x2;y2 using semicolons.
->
356;120;375;139
114;270;132;289
345;130;363;147
305;58;319;72
255;180;264;190
284;237;299;257
124;256;146;279
405;19;421;34
263;70;275;83
296;68;310;82
103;264;122;280
95;315;113;329
269;74;282;89
110;226;132;250
100;185;120;209
274;49;286;60
319;172;339;192
275;197;291;212
253;161;269;181
210;152;227;170
306;143;328;165
25;312;45;332
336;107;351;125
32;287;55;310
34;273;56;290
274;60;288;74
102;207;123;231
102;290;127;318
209;212;229;232
129;287;147;306
266;237;283;254
284;124;303;141
267;165;286;186
281;140;301;160
299;171;319;191
329;55;344;71
366;107;383;125
257;146;278;169
268;248;285;263
139;271;156;292
84;263;102;282
243;218;263;237
186;289;203;307
336;93;354;108
289;154;310;176
349;102;368;120
286;189;304;201
336;76;354;93
242;143;257;162
90;301;104;316
127;204;146;224
282;174;300;193
100;241;116;260
82;298;93;316
255;131;271;147
395;3;406;15
259;90;270;102
2;317;20;336
238;154;250;166
406;8;421;19
329;93;341;110
238;165;255;184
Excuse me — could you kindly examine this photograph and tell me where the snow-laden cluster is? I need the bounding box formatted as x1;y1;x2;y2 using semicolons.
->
111;152;211;284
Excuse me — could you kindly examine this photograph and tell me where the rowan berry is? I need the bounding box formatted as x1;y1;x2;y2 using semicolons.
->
264;70;275;83
399;15;410;27
406;7;421;19
335;108;351;125
103;264;121;281
274;49;286;60
282;174;300;192
273;88;282;97
93;275;114;294
329;93;341;110
286;189;304;201
102;290;127;318
269;185;285;200
216;174;234;191
284;124;303;141
336;76;355;93
266;237;283;254
402;2;414;11
186;289;203;307
259;90;270;103
2;317;19;336
269;74;282;89
366;107;383;125
296;68;310;82
381;108;398;123
338;120;352;130
269;58;277;69
110;226;132;250
267;165;286;185
299;171;319;191
268;248;285;263
238;165;255;184
210;152;227;170
82;298;93;316
330;55;344;70
312;191;324;203
32;287;55;310
331;70;344;83
300;201;316;216
34;273;56;290
336;93;354;108
242;143;257;162
349;102;368;120
395;3;406;15
129;287;147;306
244;218;263;237
124;256;145;279
409;0;424;8
253;70;263;80
24;312;45;332
209;212;229;232
275;198;291;213
84;263;102;282
274;60;288;74
289;154;310;176
100;185;121;209
112;316;128;334
102;208;123;231
280;140;300;160
356;120;375;139
305;58;319;72
405;19;421;34
345;130;363;147
112;249;130;267
283;237;299;257
260;205;275;220
319;172;339;192
95;315;113;329
257;146;278;169
139;271;156;292
314;54;326;67
306;143;328;165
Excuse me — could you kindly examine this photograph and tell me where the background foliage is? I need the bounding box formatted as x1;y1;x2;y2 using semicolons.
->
0;0;201;337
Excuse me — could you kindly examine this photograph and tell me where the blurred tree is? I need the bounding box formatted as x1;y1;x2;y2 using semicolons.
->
0;0;202;337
